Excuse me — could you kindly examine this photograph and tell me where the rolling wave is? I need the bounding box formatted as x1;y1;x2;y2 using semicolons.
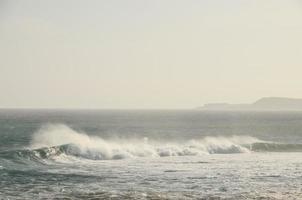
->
2;124;302;162
249;142;302;152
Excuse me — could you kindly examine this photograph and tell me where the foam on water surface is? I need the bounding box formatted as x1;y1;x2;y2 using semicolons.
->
1;111;302;199
27;124;263;161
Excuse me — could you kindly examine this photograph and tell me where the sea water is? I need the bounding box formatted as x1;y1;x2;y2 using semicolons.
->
0;110;302;199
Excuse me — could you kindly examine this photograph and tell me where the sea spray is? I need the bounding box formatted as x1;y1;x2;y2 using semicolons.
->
27;124;268;160
2;110;302;199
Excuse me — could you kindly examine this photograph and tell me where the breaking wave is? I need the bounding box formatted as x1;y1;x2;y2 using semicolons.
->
3;124;302;162
28;124;258;160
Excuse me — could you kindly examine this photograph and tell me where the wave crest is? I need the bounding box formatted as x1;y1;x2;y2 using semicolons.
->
1;124;297;162
25;124;265;161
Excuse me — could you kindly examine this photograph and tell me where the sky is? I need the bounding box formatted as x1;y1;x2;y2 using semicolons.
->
1;0;302;109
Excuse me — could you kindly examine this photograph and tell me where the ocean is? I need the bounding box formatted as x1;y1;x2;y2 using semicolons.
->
0;109;302;199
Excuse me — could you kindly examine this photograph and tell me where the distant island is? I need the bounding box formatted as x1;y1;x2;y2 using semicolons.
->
198;97;302;111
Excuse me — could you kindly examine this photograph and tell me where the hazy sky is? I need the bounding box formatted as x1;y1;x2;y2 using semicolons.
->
1;0;302;109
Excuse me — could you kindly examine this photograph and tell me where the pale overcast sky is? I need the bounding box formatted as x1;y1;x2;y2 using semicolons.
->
1;0;302;109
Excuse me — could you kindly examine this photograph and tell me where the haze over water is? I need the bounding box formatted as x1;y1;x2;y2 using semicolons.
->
1;0;302;109
1;0;302;199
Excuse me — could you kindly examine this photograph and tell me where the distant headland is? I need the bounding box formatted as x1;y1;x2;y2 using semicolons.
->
198;97;302;111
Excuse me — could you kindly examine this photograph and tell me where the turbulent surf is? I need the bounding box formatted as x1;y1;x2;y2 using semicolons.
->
1;110;302;199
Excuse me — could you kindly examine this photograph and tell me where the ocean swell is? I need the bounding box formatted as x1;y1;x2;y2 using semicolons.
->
3;124;298;162
27;124;256;160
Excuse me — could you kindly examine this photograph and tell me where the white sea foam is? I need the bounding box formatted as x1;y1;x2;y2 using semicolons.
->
30;124;263;160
